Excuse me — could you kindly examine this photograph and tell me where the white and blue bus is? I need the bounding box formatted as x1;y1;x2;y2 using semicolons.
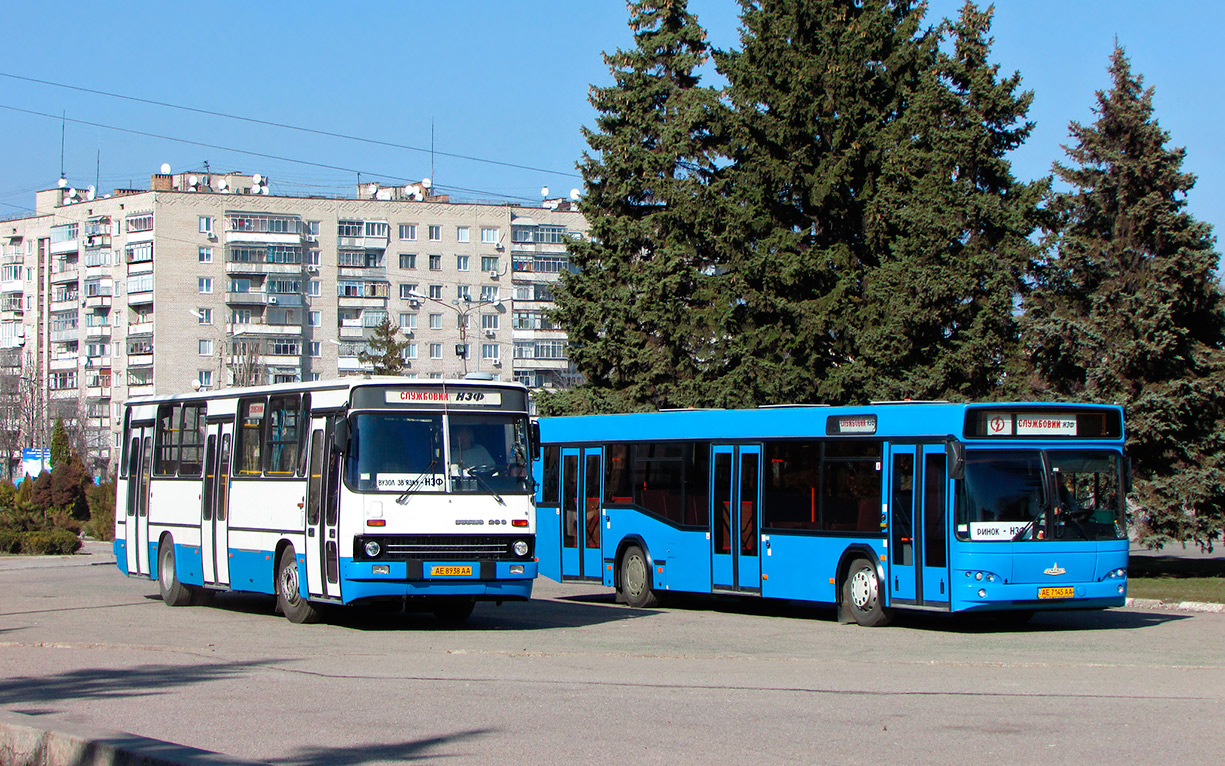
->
116;377;537;624
535;403;1129;626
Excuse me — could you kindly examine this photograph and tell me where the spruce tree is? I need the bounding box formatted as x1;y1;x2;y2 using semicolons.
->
1023;47;1225;549
358;318;409;376
545;0;721;414
710;0;932;406
50;419;70;468
853;2;1044;401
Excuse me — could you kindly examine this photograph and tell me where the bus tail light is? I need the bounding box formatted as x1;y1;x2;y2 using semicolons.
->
512;519;528;527
367;519;386;527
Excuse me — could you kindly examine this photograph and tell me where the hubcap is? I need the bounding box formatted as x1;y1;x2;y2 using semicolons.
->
624;555;645;596
850;567;877;611
280;560;299;604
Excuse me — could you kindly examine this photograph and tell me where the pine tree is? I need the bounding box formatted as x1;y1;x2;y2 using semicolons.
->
710;0;932;406
1023;47;1225;549
50;419;70;468
852;2;1044;401
358;318;409;376
545;0;721;414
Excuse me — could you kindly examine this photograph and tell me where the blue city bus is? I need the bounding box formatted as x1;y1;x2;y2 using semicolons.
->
534;403;1129;626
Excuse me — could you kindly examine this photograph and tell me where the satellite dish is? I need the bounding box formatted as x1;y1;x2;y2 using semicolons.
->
57;177;68;188
540;186;550;198
261;185;270;195
67;187;76;198
413;191;424;202
252;173;263;185
191;380;202;392
570;188;581;200
160;163;172;174
403;185;413;195
217;178;228;190
188;175;198;186
86;186;96;201
421;177;432;189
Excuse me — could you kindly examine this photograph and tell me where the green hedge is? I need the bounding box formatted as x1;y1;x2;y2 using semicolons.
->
0;527;82;555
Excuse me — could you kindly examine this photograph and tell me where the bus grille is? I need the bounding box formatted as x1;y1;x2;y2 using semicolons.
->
353;534;534;562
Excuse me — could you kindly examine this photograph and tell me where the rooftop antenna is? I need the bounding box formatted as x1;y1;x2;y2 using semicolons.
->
95;148;100;195
430;118;435;187
60;111;66;180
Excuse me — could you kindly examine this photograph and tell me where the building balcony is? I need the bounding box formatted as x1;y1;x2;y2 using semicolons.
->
85;324;112;338
225;261;305;276
337;357;373;373
0;310;23;323
337;234;389;251
86;386;112;400
224;230;301;246
0;334;24;349
338;295;388;309
85;295;112;309
82;234;112;250
338;321;366;340
127;321;153;336
0;280;21;295
50;328;79;343
127;290;154;306
229;322;302;337
50;356;78;371
50;239;79;256
338;265;387;280
513;357;571;371
50;268;79;284
128;353;153;367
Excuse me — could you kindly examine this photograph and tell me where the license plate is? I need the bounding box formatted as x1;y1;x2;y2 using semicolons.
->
430;565;473;577
1038;586;1075;599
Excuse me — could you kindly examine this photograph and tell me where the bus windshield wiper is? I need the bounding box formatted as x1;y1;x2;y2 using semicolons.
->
396;460;437;505
465;466;505;506
1011;511;1045;541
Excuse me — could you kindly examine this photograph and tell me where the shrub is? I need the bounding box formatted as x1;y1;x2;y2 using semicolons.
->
85;480;116;542
21;528;82;555
0;527;19;553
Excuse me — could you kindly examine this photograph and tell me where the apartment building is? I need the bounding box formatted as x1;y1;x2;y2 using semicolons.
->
0;171;587;475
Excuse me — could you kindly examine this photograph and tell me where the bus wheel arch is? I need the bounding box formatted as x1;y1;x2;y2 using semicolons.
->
157;533;194;607
274;542;321;624
838;551;893;627
616;539;660;609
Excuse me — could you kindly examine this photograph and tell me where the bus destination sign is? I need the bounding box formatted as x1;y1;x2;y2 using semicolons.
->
982;412;1077;437
385;389;502;407
826;414;877;435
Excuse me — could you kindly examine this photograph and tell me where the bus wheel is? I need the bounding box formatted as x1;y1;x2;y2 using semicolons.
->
842;558;892;627
276;546;321;624
619;545;660;609
433;598;476;626
158;538;193;607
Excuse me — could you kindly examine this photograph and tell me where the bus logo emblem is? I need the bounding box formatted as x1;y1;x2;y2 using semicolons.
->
1044;563;1066;576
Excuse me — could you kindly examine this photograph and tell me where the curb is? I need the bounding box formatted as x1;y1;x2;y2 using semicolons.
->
0;710;267;766
1126;597;1225;614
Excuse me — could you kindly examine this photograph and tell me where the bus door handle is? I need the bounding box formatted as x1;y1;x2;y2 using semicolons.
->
308;528;315;537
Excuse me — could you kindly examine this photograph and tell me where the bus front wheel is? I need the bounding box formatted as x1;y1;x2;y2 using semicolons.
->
842;558;893;627
619;545;660;609
158;538;194;607
276;546;321;624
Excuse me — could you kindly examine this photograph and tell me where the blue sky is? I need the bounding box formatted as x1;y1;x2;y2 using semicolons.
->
2;0;1222;267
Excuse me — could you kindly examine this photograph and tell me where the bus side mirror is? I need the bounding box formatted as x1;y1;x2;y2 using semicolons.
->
332;417;350;453
947;440;965;480
530;420;541;461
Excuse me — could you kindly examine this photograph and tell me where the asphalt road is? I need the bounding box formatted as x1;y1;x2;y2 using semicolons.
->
1;546;1223;766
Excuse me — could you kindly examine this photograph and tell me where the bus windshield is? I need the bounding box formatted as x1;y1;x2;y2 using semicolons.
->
448;413;532;494
346;413;446;493
958;450;1125;542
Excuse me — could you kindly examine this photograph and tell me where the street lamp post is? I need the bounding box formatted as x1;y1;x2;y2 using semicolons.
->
407;291;498;376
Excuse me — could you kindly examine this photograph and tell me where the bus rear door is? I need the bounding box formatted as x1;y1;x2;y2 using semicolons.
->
712;445;762;593
124;424;153;577
201;420;234;587
305;415;343;599
561;447;603;580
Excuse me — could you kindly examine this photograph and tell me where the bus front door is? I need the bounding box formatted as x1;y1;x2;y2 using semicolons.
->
887;443;950;608
201;421;233;587
561;447;603;580
124;425;153;577
711;445;762;593
305;416;342;600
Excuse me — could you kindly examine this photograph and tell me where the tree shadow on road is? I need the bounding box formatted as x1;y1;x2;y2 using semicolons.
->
268;729;493;765
0;659;281;707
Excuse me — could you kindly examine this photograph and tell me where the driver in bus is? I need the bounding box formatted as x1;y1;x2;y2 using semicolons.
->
453;425;495;470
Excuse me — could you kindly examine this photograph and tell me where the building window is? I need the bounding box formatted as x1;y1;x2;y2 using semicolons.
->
199;339;213;356
456;285;471;301
481;227;498;244
365;221;389;238
196;308;213;324
480;286;498;302
199;216;213;234
198;277;212;294
198;247;213;263
308;280;320;297
308;310;321;327
398;313;417;330
404;343;418;360
457;226;470;243
125;213;153;233
456;255;469;271
428;254;442;270
399;253;416;269
481;314;499;330
481;256;499;272
429;313;443;330
337;220;362;237
229;214;300;234
428;284;443;299
198;370;213;389
428;225;442;241
125;242;153;264
399;283;418;299
310;341;321;357
399;223;417;240
481;343;499;361
232;308;252;324
429;343;442;359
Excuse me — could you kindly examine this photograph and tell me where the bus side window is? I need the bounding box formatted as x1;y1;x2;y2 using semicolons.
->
266;394;302;476
154;404;179;476
236;397;266;476
541;446;560;504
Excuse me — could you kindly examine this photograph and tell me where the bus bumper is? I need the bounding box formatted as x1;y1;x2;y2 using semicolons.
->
951;578;1128;612
339;559;537;604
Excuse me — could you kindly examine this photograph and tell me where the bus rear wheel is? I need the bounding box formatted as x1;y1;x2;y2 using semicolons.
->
619;545;660;609
276;546;321;624
158;538;195;607
842;558;893;627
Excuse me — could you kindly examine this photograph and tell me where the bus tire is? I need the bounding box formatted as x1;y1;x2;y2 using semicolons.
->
433;598;476;626
158;538;194;607
276;546;321;624
619;545;660;609
842;558;892;627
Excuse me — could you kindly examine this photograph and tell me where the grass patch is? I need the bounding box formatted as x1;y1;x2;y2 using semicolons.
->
1128;554;1225;604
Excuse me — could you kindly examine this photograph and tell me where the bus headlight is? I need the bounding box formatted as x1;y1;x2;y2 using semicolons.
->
364;541;381;558
513;540;529;557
